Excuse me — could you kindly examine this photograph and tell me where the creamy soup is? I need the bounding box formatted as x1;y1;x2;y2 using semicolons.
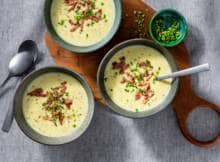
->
51;0;115;46
104;45;172;112
23;73;88;137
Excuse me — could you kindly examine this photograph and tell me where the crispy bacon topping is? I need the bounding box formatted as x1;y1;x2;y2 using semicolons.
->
27;88;47;97
110;56;160;105
27;81;73;126
64;98;73;109
64;0;104;32
112;57;129;74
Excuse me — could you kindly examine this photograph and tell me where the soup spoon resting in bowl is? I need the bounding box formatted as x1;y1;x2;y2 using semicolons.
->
157;63;210;81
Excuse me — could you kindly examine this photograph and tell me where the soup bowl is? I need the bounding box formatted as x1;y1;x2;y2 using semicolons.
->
44;0;122;53
97;39;179;118
14;66;94;145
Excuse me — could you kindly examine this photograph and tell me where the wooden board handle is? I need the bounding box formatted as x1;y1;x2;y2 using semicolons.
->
172;77;220;147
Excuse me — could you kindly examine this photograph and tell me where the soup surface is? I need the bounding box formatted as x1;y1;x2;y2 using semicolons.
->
104;45;172;112
23;72;88;137
51;0;115;46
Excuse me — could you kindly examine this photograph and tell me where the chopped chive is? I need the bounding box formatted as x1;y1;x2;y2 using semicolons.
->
58;20;65;26
124;89;130;93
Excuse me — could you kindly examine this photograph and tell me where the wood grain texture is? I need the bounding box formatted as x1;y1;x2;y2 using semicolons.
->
44;0;220;147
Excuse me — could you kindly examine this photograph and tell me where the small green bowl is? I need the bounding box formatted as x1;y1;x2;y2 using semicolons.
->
14;66;94;145
149;9;188;47
44;0;122;53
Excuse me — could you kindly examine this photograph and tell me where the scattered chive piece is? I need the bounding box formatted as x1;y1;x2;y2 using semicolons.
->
86;9;93;17
103;14;107;19
58;20;65;26
91;1;96;8
74;13;83;21
125;89;130;93
153;76;158;84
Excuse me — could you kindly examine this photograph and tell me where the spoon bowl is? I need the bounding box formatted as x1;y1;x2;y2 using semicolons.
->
9;51;34;76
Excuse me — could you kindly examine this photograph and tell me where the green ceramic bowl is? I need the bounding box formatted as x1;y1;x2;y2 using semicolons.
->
14;66;94;145
97;39;179;118
44;0;122;53
149;9;188;47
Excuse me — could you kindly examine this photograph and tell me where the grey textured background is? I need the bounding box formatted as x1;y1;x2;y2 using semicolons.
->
0;0;220;162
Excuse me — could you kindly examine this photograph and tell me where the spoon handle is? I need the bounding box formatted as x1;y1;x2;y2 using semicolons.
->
0;73;11;88
1;80;19;132
157;63;210;80
1;94;14;132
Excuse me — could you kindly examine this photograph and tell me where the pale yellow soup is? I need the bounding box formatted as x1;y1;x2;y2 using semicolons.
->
23;73;88;137
104;45;172;112
51;0;115;46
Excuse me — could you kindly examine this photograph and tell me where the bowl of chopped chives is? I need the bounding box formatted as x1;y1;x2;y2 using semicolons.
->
149;9;188;47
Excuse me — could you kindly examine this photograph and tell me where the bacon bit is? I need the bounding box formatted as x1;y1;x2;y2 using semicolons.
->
69;19;77;25
148;91;154;98
70;25;80;32
120;77;127;84
112;57;129;74
138;82;149;87
91;16;99;23
143;96;150;104
43;116;54;121
79;20;85;32
27;88;47;97
58;112;65;125
135;93;141;100
65;0;77;5
68;2;77;12
139;61;146;67
143;74;153;81
61;81;67;85
126;72;135;81
64;98;73;108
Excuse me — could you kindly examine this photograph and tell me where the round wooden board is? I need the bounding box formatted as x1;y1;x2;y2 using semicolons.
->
44;0;220;147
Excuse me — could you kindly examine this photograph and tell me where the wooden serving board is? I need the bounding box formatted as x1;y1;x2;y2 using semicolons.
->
44;0;220;147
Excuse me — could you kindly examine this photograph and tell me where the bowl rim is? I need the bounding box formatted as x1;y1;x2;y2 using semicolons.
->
44;0;122;54
97;38;179;118
14;66;95;145
149;8;188;47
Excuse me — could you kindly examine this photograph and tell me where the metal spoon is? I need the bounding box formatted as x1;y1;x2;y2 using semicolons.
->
1;40;38;132
157;63;210;81
0;51;34;88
